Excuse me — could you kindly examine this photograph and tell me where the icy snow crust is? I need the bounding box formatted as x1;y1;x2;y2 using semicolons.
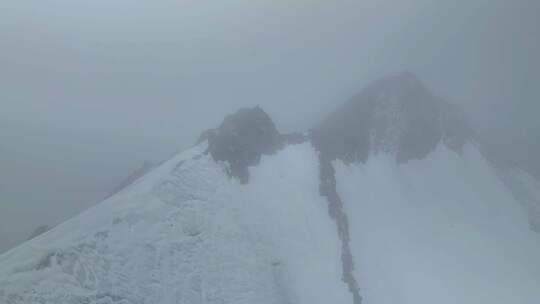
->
2;140;540;304
0;142;349;304
336;143;540;304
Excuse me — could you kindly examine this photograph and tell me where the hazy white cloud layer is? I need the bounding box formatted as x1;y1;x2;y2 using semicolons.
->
1;0;539;252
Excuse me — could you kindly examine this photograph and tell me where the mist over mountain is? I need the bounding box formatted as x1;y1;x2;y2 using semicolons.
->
1;74;539;304
2;0;540;258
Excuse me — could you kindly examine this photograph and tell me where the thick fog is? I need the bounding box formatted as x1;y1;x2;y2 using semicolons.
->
1;0;539;253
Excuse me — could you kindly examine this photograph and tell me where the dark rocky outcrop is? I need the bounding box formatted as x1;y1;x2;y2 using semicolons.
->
319;155;362;304
311;72;473;164
202;106;285;183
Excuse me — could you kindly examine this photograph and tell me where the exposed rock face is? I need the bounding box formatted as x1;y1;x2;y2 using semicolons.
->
203;106;284;183
311;72;473;163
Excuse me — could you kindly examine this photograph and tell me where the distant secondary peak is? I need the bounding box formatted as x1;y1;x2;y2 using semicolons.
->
201;106;285;183
311;73;474;163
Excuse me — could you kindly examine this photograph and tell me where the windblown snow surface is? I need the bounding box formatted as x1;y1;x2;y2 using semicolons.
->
1;142;540;303
335;143;540;304
0;142;349;304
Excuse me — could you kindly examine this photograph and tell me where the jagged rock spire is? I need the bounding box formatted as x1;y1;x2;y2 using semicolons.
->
202;106;284;183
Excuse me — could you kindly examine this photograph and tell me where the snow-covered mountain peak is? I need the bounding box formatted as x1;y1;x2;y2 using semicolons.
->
312;73;473;163
195;73;474;181
1;74;540;304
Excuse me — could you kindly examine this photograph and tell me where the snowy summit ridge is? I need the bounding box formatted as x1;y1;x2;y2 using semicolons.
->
200;72;474;183
1;73;540;304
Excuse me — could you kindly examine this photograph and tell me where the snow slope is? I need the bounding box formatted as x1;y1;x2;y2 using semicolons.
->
336;143;540;304
1;139;540;304
0;142;349;304
2;139;539;304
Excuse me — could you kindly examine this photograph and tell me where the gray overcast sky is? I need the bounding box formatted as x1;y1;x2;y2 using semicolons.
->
1;0;539;252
